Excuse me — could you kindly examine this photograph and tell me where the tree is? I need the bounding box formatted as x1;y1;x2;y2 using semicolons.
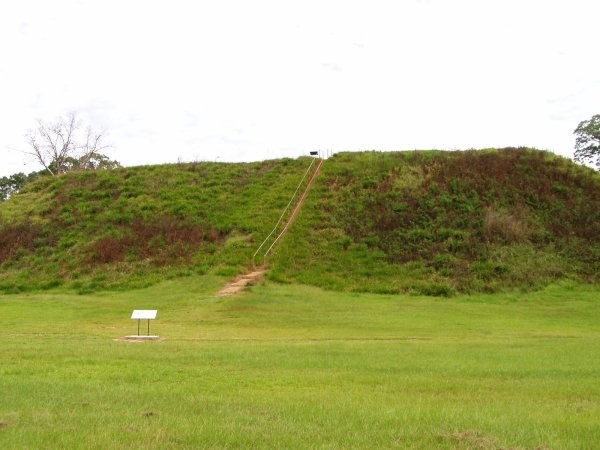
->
25;112;119;175
574;114;600;170
0;171;42;202
0;173;27;201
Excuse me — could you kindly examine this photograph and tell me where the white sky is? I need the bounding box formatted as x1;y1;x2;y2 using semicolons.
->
1;0;599;177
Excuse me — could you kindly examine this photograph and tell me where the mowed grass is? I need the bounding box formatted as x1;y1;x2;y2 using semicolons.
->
1;279;600;449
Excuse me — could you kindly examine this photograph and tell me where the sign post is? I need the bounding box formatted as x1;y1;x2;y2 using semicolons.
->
128;310;158;340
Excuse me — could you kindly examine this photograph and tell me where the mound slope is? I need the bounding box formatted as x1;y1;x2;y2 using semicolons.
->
1;149;599;295
269;149;600;295
0;158;314;292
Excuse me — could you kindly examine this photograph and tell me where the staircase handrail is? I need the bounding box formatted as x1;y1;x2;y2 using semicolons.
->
252;157;317;267
263;158;323;260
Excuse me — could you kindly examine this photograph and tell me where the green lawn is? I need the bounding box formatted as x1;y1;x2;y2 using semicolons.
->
1;279;599;449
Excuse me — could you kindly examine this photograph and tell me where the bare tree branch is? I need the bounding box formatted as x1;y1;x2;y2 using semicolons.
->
22;112;116;175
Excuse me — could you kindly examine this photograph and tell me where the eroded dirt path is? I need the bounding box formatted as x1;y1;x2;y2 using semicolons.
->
216;268;267;296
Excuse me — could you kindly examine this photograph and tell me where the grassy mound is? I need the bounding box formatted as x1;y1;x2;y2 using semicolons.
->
1;148;599;295
270;148;600;295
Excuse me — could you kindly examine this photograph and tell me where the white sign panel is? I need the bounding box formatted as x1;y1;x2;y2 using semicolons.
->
131;310;158;320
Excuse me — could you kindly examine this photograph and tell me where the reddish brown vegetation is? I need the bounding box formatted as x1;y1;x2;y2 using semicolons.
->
0;221;43;263
324;148;600;282
89;216;221;266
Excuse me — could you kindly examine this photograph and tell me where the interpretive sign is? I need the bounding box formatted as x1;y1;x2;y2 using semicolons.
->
131;310;158;320
131;310;158;336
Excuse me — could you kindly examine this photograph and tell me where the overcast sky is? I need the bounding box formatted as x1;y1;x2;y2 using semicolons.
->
1;0;599;177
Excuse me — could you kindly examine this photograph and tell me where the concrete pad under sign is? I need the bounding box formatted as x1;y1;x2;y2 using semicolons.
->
123;335;161;341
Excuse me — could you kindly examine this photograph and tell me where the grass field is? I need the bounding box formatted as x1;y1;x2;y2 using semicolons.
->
1;278;600;449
